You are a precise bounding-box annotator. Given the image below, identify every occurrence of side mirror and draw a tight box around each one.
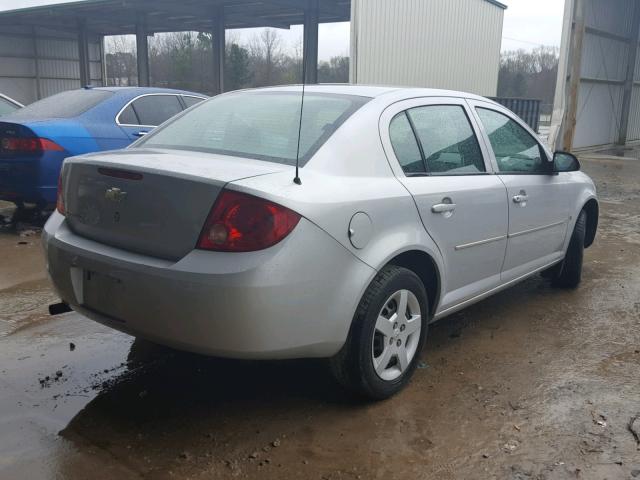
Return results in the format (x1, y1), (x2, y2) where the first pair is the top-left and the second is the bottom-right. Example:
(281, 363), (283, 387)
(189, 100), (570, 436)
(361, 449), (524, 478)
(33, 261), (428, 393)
(553, 151), (580, 172)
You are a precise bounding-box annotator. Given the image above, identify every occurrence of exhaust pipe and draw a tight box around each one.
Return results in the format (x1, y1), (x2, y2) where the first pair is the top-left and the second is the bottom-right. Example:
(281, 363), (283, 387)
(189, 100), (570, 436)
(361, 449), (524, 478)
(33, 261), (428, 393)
(49, 302), (72, 316)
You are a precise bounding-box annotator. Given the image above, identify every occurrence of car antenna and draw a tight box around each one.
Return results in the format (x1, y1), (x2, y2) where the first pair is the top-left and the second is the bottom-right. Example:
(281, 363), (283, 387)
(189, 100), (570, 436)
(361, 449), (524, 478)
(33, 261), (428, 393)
(293, 57), (306, 185)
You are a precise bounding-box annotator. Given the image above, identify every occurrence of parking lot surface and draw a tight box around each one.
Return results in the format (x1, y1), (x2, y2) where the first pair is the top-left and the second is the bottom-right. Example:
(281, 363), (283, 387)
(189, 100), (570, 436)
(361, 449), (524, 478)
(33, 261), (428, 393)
(1, 156), (639, 480)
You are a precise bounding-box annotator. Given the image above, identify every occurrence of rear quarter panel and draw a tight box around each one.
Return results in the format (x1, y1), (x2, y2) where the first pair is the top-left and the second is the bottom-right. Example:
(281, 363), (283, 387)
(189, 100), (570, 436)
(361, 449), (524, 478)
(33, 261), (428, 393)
(229, 99), (446, 312)
(77, 93), (136, 151)
(30, 121), (104, 198)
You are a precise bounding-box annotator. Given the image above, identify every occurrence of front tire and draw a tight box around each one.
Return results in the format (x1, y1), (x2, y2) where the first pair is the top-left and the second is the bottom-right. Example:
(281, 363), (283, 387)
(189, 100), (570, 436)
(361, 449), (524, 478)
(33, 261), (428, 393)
(552, 210), (587, 288)
(330, 265), (428, 400)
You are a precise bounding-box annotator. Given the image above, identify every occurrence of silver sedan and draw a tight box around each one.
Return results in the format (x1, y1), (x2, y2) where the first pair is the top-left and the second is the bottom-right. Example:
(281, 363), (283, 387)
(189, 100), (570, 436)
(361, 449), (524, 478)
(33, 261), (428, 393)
(43, 85), (598, 399)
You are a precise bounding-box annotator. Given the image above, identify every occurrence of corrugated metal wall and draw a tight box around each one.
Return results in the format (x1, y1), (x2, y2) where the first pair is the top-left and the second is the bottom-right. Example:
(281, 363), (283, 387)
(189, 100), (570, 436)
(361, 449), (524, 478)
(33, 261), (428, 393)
(628, 27), (640, 141)
(0, 26), (103, 105)
(552, 0), (640, 150)
(350, 0), (504, 96)
(573, 0), (635, 148)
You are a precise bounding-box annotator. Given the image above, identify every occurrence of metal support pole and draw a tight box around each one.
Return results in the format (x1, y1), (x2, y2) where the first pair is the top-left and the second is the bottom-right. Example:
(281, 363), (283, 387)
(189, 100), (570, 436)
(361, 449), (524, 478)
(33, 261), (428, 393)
(618, 0), (640, 145)
(136, 13), (150, 87)
(77, 18), (91, 87)
(211, 5), (225, 94)
(562, 0), (586, 152)
(100, 35), (107, 86)
(33, 26), (42, 99)
(303, 0), (319, 84)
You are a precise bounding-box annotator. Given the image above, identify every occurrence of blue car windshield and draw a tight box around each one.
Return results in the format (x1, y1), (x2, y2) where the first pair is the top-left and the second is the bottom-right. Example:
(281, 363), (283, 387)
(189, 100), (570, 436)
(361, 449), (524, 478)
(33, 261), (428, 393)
(138, 91), (370, 166)
(8, 89), (113, 120)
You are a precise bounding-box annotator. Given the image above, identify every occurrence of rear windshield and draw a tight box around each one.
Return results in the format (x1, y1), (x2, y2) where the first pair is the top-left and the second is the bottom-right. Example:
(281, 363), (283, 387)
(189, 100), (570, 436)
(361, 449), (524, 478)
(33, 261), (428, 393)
(138, 91), (370, 165)
(0, 97), (20, 115)
(8, 89), (112, 119)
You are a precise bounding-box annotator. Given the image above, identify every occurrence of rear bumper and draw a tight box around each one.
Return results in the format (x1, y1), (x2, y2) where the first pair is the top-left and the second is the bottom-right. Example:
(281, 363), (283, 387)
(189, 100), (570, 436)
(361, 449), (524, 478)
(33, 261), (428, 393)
(43, 212), (375, 359)
(0, 154), (62, 205)
(0, 184), (56, 205)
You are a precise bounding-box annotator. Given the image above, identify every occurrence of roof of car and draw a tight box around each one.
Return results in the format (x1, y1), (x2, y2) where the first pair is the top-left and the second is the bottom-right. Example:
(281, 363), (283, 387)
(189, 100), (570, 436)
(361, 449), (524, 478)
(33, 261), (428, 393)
(90, 86), (207, 96)
(237, 84), (496, 103)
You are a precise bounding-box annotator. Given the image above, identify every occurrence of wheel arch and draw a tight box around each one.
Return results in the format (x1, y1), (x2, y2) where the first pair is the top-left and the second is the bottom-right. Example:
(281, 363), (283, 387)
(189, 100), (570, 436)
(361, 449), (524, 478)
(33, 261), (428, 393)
(582, 198), (598, 248)
(385, 249), (441, 318)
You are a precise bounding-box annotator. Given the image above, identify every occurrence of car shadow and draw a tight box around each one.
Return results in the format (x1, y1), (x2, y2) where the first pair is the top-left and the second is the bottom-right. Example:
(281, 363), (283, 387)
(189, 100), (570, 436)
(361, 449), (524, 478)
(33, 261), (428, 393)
(55, 274), (566, 477)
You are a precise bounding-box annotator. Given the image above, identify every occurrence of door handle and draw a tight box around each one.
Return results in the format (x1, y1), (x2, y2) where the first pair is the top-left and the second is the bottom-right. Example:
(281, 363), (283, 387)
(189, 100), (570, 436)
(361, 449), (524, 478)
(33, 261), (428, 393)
(512, 194), (529, 203)
(431, 203), (457, 213)
(133, 131), (149, 137)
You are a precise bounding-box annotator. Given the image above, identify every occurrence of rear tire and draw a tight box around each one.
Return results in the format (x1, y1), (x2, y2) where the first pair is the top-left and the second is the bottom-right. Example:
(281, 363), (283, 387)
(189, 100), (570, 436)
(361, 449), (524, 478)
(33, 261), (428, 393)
(330, 265), (428, 400)
(552, 210), (587, 288)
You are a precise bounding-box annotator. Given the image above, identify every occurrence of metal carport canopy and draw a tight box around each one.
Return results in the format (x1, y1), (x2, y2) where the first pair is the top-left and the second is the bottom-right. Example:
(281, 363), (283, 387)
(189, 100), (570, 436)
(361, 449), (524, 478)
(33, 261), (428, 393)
(0, 0), (350, 93)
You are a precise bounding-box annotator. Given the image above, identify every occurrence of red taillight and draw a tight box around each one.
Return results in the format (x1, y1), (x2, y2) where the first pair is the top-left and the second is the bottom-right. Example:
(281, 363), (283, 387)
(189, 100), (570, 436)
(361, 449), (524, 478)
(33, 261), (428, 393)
(197, 190), (301, 252)
(56, 172), (65, 215)
(0, 137), (64, 153)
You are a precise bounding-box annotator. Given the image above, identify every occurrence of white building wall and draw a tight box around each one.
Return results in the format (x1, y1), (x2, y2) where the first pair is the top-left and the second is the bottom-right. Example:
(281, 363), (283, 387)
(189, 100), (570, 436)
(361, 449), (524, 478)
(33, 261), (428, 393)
(0, 26), (103, 105)
(350, 0), (505, 96)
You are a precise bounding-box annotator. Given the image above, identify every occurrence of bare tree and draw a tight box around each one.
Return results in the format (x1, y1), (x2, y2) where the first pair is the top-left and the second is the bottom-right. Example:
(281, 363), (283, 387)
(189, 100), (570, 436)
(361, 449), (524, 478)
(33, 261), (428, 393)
(105, 35), (137, 86)
(104, 29), (351, 93)
(249, 28), (283, 86)
(498, 46), (560, 113)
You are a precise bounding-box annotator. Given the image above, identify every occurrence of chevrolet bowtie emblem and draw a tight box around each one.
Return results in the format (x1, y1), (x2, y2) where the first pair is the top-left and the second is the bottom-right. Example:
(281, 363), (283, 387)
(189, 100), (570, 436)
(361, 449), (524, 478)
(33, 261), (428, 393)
(105, 187), (127, 202)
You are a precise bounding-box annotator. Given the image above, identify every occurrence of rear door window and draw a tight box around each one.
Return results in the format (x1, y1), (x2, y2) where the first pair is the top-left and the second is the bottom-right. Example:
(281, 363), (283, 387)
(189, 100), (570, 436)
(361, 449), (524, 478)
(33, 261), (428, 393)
(408, 105), (486, 175)
(118, 104), (139, 125)
(130, 95), (183, 127)
(389, 112), (425, 174)
(389, 105), (486, 175)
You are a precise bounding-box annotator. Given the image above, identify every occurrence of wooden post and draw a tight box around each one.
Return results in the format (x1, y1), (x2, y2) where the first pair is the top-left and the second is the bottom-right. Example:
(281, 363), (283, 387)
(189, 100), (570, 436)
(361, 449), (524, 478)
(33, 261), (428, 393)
(562, 0), (586, 152)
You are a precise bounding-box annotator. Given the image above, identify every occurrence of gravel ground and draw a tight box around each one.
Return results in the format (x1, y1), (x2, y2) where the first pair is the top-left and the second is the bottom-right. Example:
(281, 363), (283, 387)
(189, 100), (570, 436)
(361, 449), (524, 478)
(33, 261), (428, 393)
(0, 156), (639, 480)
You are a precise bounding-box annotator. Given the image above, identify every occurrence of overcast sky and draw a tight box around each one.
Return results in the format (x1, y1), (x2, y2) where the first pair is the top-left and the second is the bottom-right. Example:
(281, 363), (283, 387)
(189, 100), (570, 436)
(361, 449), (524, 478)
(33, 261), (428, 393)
(2, 0), (566, 58)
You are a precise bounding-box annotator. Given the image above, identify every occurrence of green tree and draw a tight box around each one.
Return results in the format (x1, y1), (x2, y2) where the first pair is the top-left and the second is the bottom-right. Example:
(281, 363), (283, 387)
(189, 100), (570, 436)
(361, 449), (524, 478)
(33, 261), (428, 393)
(318, 56), (349, 83)
(225, 43), (252, 91)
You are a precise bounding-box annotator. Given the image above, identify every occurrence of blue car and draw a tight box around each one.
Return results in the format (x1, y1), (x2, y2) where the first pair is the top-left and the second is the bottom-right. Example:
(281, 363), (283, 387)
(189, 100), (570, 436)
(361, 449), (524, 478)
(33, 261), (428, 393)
(0, 87), (206, 209)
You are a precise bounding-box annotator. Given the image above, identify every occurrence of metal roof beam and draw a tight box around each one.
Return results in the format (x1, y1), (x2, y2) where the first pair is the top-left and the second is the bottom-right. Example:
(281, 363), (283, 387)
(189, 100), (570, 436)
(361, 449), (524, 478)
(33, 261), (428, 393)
(262, 0), (345, 17)
(584, 25), (631, 45)
(225, 16), (291, 29)
(0, 0), (349, 34)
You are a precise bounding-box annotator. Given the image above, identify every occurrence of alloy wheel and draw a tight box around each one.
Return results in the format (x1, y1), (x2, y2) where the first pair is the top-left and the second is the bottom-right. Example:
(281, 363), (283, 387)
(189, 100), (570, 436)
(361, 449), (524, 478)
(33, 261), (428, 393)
(371, 289), (422, 381)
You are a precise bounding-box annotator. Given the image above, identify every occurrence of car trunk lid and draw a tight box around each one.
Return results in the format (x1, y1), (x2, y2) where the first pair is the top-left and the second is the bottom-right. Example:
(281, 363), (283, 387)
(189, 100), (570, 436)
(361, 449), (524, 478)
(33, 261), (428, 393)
(63, 148), (287, 260)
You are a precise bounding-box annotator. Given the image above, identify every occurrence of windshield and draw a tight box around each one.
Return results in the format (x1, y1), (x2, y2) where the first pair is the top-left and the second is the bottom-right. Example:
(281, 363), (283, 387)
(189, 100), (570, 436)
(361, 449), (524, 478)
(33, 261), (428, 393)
(8, 89), (113, 119)
(138, 91), (370, 165)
